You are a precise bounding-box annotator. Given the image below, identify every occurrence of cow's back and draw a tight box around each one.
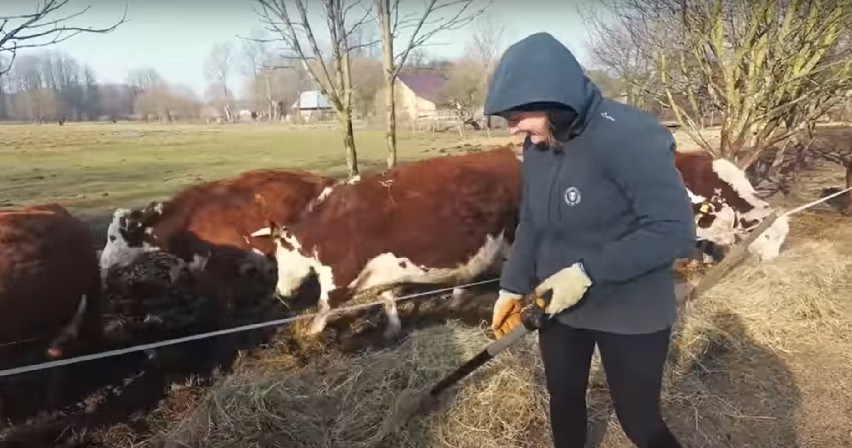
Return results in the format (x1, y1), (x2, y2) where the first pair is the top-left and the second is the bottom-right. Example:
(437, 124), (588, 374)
(158, 169), (335, 257)
(293, 148), (522, 286)
(675, 150), (766, 214)
(0, 204), (101, 345)
(674, 151), (715, 194)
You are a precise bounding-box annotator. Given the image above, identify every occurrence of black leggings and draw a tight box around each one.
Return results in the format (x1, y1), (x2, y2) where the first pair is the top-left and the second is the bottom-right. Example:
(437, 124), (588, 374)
(538, 321), (682, 448)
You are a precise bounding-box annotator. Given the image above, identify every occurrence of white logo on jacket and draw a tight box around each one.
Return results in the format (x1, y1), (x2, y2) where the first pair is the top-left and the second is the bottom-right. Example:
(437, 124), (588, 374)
(564, 186), (582, 206)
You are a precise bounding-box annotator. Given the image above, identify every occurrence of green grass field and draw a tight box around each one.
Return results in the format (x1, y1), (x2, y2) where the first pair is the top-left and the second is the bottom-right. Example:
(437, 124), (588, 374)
(0, 122), (510, 219)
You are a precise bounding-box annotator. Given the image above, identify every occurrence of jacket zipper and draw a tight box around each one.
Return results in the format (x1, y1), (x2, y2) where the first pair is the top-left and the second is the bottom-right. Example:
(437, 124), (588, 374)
(546, 152), (565, 224)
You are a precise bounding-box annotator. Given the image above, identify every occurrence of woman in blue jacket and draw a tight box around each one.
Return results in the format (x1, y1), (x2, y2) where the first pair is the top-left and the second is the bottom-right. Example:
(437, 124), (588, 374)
(486, 32), (696, 448)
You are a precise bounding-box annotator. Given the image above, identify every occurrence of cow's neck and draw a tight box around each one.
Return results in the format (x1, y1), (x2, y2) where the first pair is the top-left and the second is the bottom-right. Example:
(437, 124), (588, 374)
(274, 233), (335, 298)
(711, 158), (768, 210)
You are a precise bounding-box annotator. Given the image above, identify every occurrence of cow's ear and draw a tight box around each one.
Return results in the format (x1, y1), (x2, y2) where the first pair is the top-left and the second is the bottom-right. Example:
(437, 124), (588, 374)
(268, 220), (281, 239)
(140, 201), (164, 225)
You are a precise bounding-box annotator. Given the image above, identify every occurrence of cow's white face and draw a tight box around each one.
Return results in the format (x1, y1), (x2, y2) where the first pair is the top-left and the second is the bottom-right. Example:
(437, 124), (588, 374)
(99, 208), (155, 276)
(695, 203), (738, 246)
(251, 225), (315, 297)
(746, 214), (790, 261)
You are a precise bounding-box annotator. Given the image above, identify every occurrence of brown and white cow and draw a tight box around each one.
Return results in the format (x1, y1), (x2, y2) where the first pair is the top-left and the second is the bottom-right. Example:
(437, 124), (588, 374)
(98, 169), (336, 281)
(675, 151), (790, 261)
(0, 204), (104, 364)
(252, 148), (522, 338)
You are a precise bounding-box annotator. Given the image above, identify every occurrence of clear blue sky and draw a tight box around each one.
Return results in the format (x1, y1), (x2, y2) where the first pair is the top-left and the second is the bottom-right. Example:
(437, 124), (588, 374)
(9, 0), (601, 98)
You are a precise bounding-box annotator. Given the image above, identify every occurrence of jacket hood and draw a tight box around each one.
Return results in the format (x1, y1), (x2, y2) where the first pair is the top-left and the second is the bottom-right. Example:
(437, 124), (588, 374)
(483, 32), (602, 135)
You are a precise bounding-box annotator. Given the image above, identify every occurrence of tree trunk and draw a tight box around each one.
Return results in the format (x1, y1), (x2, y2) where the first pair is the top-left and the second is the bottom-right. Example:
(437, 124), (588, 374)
(265, 76), (274, 122)
(384, 80), (397, 169)
(378, 0), (397, 169)
(340, 111), (359, 177)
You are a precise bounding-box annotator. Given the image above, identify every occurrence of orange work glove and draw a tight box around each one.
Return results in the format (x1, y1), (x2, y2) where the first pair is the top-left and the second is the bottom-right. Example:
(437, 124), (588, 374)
(491, 290), (523, 338)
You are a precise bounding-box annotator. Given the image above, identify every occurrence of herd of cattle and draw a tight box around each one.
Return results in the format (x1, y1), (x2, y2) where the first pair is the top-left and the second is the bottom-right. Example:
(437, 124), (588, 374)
(0, 145), (793, 386)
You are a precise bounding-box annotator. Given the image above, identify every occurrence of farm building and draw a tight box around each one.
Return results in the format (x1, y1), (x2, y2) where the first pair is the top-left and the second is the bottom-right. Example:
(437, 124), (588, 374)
(291, 90), (334, 122)
(378, 69), (457, 127)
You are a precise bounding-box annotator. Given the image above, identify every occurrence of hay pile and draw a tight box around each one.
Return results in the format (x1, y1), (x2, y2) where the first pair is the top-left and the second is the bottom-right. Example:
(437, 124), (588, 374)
(671, 238), (852, 371)
(138, 215), (852, 448)
(145, 321), (553, 448)
(658, 226), (852, 448)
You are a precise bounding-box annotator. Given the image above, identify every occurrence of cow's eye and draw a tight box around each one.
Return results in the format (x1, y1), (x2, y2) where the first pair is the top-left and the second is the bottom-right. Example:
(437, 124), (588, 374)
(109, 235), (117, 242)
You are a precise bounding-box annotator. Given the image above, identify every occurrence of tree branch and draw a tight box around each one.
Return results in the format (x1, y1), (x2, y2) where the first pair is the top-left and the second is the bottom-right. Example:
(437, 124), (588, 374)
(0, 0), (128, 76)
(386, 0), (490, 78)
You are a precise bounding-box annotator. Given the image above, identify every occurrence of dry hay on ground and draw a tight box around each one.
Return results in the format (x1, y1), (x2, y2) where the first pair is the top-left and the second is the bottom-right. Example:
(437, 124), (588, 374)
(98, 212), (852, 448)
(673, 237), (852, 367)
(134, 320), (550, 448)
(658, 214), (852, 448)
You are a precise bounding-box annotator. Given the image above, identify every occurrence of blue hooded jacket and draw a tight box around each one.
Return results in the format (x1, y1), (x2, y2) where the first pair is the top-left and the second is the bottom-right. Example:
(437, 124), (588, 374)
(485, 32), (696, 334)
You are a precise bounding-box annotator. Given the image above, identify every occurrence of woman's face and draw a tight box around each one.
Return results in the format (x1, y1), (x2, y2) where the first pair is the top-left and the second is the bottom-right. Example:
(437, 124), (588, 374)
(504, 111), (549, 145)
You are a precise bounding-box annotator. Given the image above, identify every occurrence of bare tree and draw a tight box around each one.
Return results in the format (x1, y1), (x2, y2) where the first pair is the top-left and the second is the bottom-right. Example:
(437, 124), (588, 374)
(127, 67), (164, 92)
(429, 15), (507, 132)
(583, 0), (852, 172)
(584, 68), (623, 99)
(128, 67), (196, 122)
(96, 83), (135, 120)
(135, 82), (202, 123)
(406, 47), (428, 66)
(344, 21), (383, 119)
(463, 14), (508, 129)
(252, 0), (374, 177)
(240, 28), (279, 121)
(1, 50), (106, 122)
(348, 20), (380, 58)
(12, 87), (59, 122)
(237, 43), (313, 123)
(0, 55), (8, 118)
(376, 0), (490, 168)
(441, 56), (485, 124)
(578, 3), (662, 109)
(465, 14), (506, 68)
(0, 0), (127, 76)
(204, 41), (235, 123)
(350, 56), (383, 119)
(672, 0), (851, 168)
(241, 29), (268, 79)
